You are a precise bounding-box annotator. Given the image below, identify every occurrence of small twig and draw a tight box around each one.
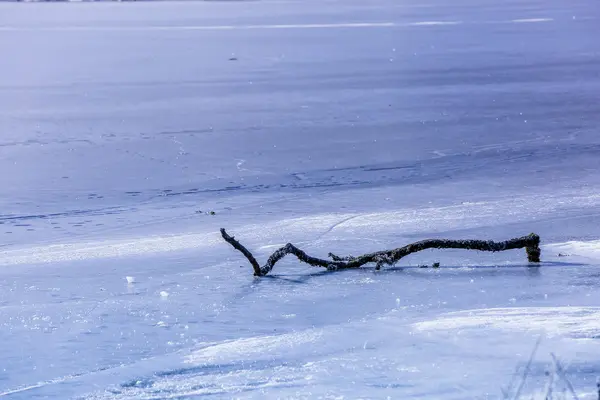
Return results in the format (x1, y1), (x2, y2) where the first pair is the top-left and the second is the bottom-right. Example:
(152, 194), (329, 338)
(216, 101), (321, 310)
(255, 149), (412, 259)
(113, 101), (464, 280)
(220, 228), (541, 276)
(542, 357), (556, 400)
(512, 335), (543, 400)
(550, 353), (580, 400)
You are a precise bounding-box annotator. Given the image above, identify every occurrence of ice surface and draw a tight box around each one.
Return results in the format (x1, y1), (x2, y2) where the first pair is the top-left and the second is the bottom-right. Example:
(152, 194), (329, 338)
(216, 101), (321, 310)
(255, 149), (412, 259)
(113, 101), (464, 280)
(1, 0), (600, 398)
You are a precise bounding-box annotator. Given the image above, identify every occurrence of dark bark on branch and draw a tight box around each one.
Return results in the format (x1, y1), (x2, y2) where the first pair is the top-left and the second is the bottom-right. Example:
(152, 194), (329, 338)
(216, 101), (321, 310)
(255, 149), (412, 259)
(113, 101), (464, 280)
(220, 228), (541, 276)
(220, 229), (262, 275)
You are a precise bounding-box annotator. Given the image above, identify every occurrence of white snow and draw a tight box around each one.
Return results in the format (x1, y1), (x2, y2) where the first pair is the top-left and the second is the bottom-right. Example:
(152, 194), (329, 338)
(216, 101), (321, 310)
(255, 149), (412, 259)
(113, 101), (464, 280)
(510, 18), (555, 23)
(546, 240), (600, 261)
(1, 0), (600, 399)
(414, 307), (600, 339)
(185, 330), (324, 365)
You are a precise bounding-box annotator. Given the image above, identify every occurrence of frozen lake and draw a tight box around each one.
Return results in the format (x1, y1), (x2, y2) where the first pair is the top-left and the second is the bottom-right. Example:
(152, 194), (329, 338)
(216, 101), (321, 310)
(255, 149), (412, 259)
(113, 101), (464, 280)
(1, 0), (600, 398)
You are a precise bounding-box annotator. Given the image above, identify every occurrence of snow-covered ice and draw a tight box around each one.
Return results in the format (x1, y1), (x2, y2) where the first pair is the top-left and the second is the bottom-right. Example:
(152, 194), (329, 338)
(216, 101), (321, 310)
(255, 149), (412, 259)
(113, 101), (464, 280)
(1, 0), (600, 398)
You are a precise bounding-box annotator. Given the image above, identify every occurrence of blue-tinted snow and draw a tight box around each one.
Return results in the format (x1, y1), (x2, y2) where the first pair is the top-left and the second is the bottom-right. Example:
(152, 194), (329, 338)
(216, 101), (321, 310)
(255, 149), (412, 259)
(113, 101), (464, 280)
(1, 0), (600, 398)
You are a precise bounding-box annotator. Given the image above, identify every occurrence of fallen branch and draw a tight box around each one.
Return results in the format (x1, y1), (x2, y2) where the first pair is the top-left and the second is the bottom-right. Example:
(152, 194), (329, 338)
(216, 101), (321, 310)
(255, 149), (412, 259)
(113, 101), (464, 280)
(220, 228), (541, 276)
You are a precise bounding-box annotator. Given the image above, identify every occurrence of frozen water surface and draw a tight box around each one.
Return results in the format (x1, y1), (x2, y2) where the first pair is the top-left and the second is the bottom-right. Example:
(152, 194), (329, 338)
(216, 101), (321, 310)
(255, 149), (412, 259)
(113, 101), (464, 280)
(1, 0), (600, 398)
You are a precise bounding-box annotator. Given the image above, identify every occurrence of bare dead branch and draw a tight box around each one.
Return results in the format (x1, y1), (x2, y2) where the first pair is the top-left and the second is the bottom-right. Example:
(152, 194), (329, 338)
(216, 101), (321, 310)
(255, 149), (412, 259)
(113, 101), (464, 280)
(220, 228), (541, 276)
